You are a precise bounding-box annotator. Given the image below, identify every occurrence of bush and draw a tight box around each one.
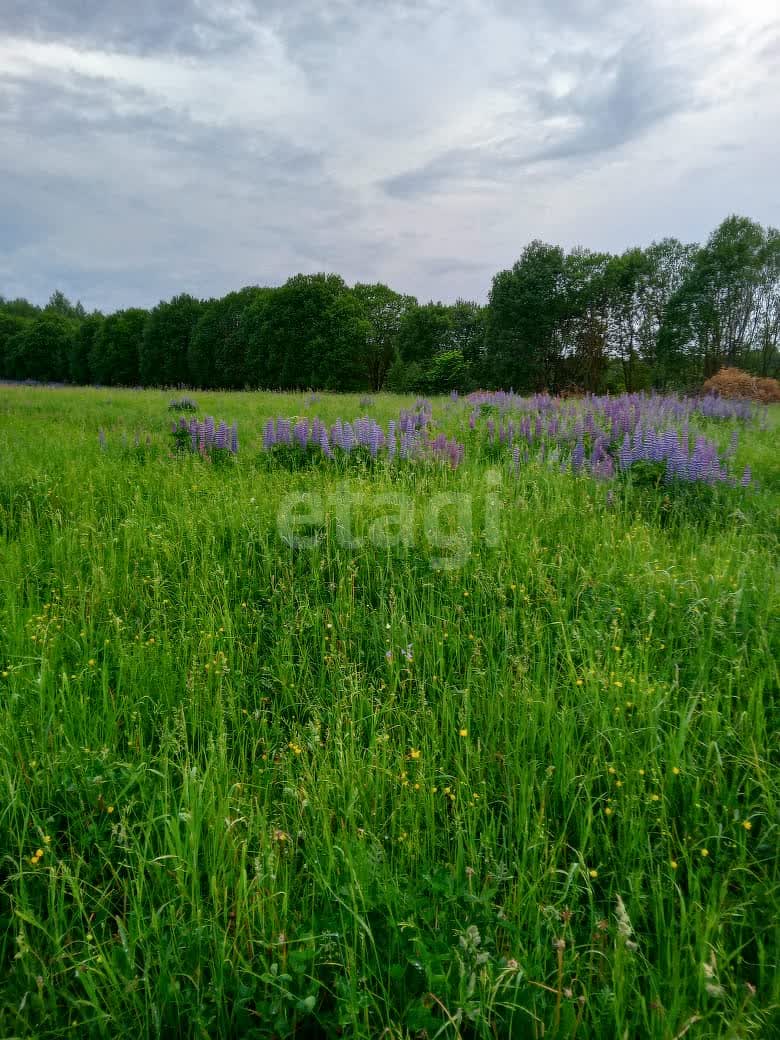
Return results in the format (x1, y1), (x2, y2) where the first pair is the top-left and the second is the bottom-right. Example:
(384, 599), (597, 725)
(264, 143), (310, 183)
(703, 367), (780, 403)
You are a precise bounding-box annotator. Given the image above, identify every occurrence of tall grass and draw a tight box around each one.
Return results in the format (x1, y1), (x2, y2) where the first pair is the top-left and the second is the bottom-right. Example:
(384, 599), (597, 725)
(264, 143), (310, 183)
(0, 386), (778, 1038)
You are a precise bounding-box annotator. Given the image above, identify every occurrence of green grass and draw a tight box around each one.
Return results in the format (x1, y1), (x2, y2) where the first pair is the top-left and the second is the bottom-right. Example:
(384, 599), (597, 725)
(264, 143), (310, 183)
(0, 386), (778, 1039)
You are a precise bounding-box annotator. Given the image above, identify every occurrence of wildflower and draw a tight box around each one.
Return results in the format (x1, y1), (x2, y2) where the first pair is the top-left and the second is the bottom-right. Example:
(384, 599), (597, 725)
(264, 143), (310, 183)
(88, 659), (96, 667)
(742, 820), (752, 831)
(670, 859), (678, 869)
(409, 748), (421, 760)
(589, 869), (598, 879)
(672, 767), (680, 776)
(700, 848), (709, 857)
(604, 807), (613, 816)
(459, 728), (468, 737)
(107, 806), (114, 814)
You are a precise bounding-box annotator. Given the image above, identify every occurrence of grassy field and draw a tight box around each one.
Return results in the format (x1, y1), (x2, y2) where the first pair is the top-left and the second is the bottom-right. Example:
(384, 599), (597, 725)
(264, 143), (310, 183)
(0, 386), (777, 1039)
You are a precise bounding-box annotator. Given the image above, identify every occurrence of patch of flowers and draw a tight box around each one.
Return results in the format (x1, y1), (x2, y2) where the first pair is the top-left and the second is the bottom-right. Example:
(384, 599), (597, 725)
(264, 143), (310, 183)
(172, 416), (238, 457)
(168, 396), (199, 412)
(262, 404), (463, 468)
(466, 390), (760, 424)
(470, 393), (754, 488)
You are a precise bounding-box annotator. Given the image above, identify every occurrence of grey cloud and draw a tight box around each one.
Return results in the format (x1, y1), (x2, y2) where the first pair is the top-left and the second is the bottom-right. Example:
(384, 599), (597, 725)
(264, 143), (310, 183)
(1, 0), (778, 309)
(0, 70), (361, 309)
(1, 0), (248, 55)
(382, 39), (691, 199)
(528, 41), (690, 161)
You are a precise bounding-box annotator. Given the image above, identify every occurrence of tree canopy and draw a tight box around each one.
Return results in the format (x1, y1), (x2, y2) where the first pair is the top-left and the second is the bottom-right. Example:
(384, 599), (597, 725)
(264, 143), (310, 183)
(1, 214), (777, 392)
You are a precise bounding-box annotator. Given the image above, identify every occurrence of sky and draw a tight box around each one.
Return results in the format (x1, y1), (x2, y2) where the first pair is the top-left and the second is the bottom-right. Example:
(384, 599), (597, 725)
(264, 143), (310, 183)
(1, 0), (778, 312)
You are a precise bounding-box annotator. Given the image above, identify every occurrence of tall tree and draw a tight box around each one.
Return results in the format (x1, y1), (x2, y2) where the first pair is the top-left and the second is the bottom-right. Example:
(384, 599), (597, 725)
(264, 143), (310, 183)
(754, 227), (780, 377)
(189, 287), (269, 388)
(45, 290), (85, 319)
(90, 309), (147, 386)
(667, 216), (767, 379)
(140, 294), (203, 386)
(247, 274), (369, 390)
(69, 313), (104, 384)
(448, 300), (486, 385)
(0, 313), (30, 379)
(605, 248), (654, 392)
(353, 283), (415, 391)
(485, 241), (568, 392)
(6, 314), (74, 382)
(562, 249), (611, 392)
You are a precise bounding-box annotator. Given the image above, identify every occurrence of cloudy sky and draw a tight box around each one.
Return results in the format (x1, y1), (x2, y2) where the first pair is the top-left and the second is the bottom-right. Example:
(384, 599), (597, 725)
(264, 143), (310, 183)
(1, 0), (778, 312)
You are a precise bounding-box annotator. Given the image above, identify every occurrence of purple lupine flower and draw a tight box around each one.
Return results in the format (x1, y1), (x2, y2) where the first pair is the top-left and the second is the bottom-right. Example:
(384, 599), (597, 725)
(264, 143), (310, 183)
(387, 420), (397, 461)
(740, 465), (752, 487)
(571, 439), (585, 473)
(619, 434), (632, 471)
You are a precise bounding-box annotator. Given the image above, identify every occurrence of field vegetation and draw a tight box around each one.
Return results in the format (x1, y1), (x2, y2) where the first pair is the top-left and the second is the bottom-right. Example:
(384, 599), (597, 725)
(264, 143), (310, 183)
(0, 386), (777, 1039)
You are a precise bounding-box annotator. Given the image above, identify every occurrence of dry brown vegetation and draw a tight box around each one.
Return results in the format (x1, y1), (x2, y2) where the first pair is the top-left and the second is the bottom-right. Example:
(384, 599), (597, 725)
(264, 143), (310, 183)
(703, 367), (780, 403)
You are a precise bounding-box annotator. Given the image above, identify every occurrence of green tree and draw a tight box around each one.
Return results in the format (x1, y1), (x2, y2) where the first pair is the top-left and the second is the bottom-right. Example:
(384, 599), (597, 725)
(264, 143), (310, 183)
(605, 248), (654, 392)
(353, 283), (416, 391)
(665, 216), (767, 381)
(0, 296), (40, 319)
(247, 275), (369, 390)
(754, 227), (780, 377)
(0, 312), (30, 379)
(45, 290), (85, 319)
(485, 242), (568, 392)
(140, 294), (203, 386)
(397, 303), (452, 366)
(189, 288), (270, 388)
(91, 309), (147, 386)
(6, 314), (74, 382)
(447, 300), (486, 386)
(562, 249), (612, 392)
(69, 313), (104, 385)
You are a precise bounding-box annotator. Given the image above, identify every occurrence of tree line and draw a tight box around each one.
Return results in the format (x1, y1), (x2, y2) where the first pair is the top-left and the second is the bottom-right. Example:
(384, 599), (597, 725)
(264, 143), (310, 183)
(1, 215), (777, 394)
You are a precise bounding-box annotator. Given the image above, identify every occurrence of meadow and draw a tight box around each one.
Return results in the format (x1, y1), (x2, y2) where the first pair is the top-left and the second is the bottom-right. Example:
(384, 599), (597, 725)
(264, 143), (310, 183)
(0, 385), (777, 1039)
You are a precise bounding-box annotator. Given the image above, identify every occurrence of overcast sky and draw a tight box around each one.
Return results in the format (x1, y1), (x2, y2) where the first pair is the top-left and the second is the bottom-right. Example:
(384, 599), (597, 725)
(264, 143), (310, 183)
(1, 0), (778, 312)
